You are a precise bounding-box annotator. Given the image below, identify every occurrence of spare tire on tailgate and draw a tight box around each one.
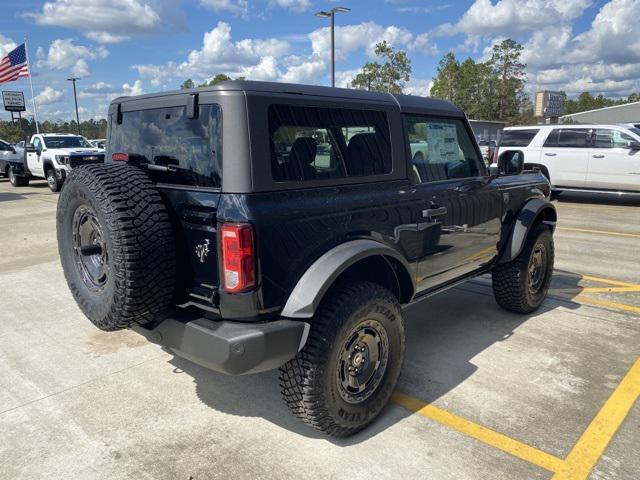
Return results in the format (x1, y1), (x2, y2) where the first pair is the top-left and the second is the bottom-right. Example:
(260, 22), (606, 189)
(56, 163), (176, 331)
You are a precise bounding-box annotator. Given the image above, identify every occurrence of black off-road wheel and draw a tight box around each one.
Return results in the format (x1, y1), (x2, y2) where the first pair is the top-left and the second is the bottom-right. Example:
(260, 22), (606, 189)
(492, 222), (554, 314)
(280, 280), (405, 437)
(56, 163), (176, 331)
(9, 166), (29, 187)
(46, 168), (61, 192)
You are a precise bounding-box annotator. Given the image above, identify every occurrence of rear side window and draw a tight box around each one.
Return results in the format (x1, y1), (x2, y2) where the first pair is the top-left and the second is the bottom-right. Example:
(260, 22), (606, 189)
(544, 128), (589, 148)
(269, 104), (391, 182)
(109, 104), (222, 188)
(500, 129), (539, 147)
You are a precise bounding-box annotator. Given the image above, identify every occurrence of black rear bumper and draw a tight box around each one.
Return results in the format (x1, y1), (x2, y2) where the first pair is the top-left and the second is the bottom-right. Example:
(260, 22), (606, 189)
(132, 312), (309, 375)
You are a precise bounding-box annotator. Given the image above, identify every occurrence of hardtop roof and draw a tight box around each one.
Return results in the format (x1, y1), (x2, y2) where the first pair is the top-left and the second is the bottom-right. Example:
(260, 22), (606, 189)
(113, 80), (463, 117)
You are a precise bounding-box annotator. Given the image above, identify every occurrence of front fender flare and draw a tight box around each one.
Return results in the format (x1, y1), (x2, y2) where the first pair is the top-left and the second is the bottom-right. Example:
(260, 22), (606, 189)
(280, 239), (415, 319)
(498, 198), (556, 263)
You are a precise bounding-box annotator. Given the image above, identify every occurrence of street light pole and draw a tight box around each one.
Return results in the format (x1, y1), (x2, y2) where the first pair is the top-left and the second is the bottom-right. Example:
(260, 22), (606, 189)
(67, 77), (81, 135)
(315, 7), (350, 88)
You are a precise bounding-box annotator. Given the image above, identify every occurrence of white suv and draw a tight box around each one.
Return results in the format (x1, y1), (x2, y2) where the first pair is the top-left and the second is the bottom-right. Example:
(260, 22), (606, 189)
(496, 125), (640, 193)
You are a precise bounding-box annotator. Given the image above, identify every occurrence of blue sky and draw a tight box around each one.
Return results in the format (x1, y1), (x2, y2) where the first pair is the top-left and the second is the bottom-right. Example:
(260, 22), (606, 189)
(1, 0), (638, 122)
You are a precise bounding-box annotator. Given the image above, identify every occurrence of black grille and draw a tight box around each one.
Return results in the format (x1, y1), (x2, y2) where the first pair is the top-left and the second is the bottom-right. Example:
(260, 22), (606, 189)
(68, 154), (105, 168)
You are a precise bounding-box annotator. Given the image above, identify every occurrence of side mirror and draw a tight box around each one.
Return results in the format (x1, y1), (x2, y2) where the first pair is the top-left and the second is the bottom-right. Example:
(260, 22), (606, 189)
(9, 146), (16, 154)
(498, 150), (524, 175)
(25, 144), (36, 153)
(626, 140), (640, 150)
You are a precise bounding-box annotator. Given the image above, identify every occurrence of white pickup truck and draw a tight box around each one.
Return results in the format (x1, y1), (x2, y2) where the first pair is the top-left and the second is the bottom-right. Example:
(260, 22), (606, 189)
(24, 133), (105, 191)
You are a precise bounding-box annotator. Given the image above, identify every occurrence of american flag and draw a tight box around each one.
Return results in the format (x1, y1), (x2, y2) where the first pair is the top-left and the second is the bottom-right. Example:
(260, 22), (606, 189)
(0, 43), (30, 86)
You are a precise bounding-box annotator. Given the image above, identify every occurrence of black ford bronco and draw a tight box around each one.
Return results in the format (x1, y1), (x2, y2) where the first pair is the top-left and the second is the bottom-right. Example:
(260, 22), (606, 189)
(56, 81), (556, 437)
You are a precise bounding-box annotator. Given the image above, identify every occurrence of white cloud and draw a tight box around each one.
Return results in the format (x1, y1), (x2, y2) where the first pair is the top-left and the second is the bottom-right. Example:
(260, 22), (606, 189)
(309, 22), (414, 60)
(135, 21), (291, 84)
(521, 0), (640, 96)
(122, 80), (144, 96)
(268, 0), (312, 12)
(438, 0), (592, 37)
(37, 39), (108, 77)
(0, 34), (18, 58)
(404, 79), (433, 97)
(25, 0), (186, 43)
(35, 86), (64, 106)
(133, 20), (440, 89)
(200, 0), (248, 18)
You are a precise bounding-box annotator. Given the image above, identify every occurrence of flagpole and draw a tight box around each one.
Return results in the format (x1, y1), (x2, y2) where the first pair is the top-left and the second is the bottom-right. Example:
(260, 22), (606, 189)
(24, 34), (39, 134)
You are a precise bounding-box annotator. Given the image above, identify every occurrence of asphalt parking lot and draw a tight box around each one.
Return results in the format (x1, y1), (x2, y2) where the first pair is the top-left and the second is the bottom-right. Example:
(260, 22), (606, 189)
(0, 178), (638, 480)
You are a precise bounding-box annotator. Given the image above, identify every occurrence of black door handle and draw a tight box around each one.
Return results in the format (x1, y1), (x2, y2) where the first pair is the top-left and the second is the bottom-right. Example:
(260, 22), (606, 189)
(422, 206), (447, 218)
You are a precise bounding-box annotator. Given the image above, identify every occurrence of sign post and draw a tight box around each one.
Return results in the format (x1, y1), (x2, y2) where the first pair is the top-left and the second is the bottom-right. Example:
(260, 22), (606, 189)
(2, 90), (26, 125)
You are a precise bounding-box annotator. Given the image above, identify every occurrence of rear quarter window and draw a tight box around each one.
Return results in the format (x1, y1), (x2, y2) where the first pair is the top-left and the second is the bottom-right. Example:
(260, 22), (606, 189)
(108, 104), (222, 188)
(268, 104), (392, 182)
(544, 128), (589, 148)
(500, 129), (539, 147)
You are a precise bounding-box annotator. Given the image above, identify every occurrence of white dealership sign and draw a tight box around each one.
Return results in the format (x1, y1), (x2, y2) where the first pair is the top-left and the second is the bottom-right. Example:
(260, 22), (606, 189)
(2, 90), (26, 112)
(535, 91), (564, 118)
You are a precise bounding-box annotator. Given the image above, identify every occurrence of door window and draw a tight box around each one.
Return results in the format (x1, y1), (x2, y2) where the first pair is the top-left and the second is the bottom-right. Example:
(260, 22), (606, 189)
(33, 137), (41, 150)
(404, 115), (482, 183)
(593, 129), (636, 148)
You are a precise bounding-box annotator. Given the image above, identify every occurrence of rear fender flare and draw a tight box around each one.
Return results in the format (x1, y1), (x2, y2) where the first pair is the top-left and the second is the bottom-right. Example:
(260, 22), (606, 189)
(498, 198), (556, 264)
(280, 239), (415, 319)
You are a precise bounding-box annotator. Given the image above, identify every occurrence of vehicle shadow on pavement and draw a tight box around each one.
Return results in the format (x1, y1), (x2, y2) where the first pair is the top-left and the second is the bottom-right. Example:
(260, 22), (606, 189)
(0, 190), (48, 202)
(165, 272), (585, 445)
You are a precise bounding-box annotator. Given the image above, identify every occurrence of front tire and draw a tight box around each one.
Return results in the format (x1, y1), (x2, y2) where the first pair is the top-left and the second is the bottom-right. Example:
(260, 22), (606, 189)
(56, 163), (176, 331)
(280, 280), (405, 437)
(492, 222), (554, 313)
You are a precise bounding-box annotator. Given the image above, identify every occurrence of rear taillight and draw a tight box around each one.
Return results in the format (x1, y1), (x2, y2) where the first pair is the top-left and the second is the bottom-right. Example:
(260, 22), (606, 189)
(221, 223), (255, 293)
(112, 152), (128, 161)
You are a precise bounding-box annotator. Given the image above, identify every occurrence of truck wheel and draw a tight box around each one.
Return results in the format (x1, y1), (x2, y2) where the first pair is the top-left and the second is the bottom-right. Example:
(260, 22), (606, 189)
(9, 167), (29, 187)
(280, 280), (405, 437)
(46, 168), (61, 192)
(492, 222), (554, 314)
(56, 163), (176, 331)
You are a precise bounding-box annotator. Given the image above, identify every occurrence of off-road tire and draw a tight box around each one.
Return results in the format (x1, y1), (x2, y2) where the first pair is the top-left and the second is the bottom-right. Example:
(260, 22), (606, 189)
(57, 163), (176, 331)
(279, 280), (405, 438)
(9, 167), (29, 187)
(492, 222), (554, 313)
(46, 168), (61, 192)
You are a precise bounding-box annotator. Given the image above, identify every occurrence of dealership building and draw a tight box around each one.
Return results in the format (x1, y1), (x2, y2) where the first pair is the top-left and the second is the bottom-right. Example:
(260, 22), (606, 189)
(560, 101), (640, 125)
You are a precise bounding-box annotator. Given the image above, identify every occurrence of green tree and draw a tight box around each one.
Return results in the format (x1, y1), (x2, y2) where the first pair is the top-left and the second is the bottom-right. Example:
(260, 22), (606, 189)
(490, 39), (527, 122)
(201, 74), (232, 86)
(430, 52), (461, 104)
(351, 41), (412, 93)
(430, 38), (528, 122)
(180, 79), (195, 90)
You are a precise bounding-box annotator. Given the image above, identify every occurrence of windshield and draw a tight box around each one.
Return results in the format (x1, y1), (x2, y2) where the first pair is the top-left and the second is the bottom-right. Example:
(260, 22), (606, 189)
(629, 127), (640, 137)
(43, 136), (93, 148)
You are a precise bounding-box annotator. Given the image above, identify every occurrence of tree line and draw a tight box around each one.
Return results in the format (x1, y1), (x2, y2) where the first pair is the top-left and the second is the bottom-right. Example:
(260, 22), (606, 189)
(0, 118), (107, 144)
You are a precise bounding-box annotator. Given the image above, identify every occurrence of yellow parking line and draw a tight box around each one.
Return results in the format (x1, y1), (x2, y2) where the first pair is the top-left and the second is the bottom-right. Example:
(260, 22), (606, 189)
(551, 287), (640, 294)
(575, 295), (640, 315)
(557, 227), (640, 238)
(551, 358), (640, 480)
(391, 391), (565, 473)
(581, 275), (639, 288)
